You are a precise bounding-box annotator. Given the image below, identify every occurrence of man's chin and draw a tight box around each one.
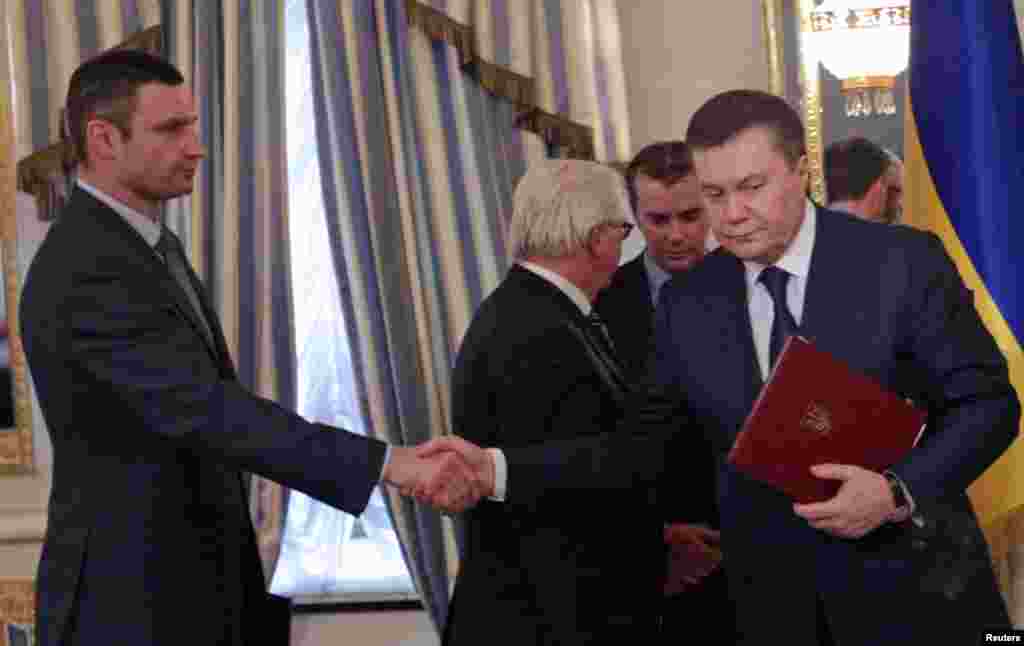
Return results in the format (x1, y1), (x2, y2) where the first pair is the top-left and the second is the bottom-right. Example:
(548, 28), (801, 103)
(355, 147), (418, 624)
(663, 256), (700, 273)
(159, 185), (196, 201)
(718, 240), (775, 263)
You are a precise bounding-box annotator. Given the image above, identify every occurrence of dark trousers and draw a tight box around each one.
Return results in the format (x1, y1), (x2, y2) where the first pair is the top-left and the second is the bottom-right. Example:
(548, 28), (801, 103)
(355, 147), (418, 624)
(661, 568), (738, 644)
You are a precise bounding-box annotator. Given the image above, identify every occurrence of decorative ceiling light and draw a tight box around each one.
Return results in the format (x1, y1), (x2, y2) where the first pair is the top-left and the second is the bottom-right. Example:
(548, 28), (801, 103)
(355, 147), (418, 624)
(808, 0), (911, 117)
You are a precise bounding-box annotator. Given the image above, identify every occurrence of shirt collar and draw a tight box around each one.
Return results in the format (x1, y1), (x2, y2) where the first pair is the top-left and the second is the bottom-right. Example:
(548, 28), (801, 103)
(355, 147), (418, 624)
(642, 251), (672, 305)
(76, 179), (163, 249)
(743, 199), (816, 289)
(519, 261), (592, 315)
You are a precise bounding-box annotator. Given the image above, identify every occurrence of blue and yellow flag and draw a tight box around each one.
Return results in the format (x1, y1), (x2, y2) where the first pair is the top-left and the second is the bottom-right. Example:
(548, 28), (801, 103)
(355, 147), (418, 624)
(904, 2), (1024, 528)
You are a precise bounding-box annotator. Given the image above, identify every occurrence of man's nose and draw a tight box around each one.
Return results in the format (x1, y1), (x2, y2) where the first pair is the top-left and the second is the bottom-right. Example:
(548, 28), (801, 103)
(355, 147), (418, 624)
(665, 219), (691, 242)
(722, 194), (748, 224)
(185, 140), (207, 160)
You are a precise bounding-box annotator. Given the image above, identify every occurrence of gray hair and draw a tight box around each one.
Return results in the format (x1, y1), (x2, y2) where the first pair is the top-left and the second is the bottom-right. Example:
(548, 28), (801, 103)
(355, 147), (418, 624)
(509, 159), (633, 260)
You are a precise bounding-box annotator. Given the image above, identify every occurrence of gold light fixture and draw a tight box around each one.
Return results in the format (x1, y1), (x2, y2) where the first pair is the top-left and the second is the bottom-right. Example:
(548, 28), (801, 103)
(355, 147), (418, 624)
(808, 0), (911, 117)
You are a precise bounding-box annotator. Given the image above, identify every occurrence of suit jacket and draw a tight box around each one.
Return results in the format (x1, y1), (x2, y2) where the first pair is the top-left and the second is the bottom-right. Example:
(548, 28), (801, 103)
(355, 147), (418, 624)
(20, 188), (388, 646)
(596, 253), (736, 642)
(443, 266), (665, 645)
(652, 207), (1019, 645)
(594, 254), (654, 381)
(595, 253), (718, 524)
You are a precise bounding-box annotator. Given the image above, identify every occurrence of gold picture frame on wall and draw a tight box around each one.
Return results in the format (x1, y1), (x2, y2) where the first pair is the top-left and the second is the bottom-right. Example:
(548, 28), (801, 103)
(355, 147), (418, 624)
(761, 0), (827, 204)
(1, 24), (164, 474)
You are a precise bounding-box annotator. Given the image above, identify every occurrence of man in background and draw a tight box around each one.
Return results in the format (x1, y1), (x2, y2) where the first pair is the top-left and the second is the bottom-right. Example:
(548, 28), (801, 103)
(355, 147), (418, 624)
(594, 141), (736, 642)
(20, 49), (478, 646)
(882, 148), (905, 223)
(823, 136), (901, 224)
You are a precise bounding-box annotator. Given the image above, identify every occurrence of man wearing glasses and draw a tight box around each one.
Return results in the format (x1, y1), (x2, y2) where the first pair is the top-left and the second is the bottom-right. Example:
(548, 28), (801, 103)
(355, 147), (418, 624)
(439, 159), (672, 645)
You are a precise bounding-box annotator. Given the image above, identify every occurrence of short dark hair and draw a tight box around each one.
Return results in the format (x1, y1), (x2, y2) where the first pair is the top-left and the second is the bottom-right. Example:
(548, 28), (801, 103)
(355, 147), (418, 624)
(64, 49), (184, 167)
(824, 137), (891, 203)
(685, 89), (806, 167)
(624, 141), (694, 211)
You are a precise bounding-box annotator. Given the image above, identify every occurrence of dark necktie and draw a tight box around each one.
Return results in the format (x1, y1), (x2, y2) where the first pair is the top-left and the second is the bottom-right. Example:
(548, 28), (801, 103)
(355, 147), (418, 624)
(156, 225), (214, 347)
(586, 310), (617, 356)
(758, 265), (799, 369)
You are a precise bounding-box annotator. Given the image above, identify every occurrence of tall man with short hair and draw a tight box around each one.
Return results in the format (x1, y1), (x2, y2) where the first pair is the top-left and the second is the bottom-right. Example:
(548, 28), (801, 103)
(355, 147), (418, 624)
(21, 49), (479, 646)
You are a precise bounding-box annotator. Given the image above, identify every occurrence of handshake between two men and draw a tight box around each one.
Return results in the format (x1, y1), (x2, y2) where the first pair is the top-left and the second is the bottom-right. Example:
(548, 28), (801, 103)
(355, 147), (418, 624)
(380, 434), (724, 594)
(381, 435), (493, 513)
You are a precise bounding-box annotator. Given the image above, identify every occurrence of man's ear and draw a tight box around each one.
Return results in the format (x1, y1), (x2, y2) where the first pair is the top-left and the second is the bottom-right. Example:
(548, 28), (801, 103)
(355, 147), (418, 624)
(795, 154), (810, 192)
(84, 119), (121, 164)
(864, 176), (887, 219)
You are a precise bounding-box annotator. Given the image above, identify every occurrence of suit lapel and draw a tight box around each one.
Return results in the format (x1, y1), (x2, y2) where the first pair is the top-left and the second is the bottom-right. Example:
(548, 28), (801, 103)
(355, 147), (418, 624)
(798, 207), (870, 368)
(178, 255), (237, 378)
(684, 253), (764, 451)
(626, 256), (655, 341)
(716, 256), (764, 430)
(76, 190), (227, 367)
(511, 266), (629, 403)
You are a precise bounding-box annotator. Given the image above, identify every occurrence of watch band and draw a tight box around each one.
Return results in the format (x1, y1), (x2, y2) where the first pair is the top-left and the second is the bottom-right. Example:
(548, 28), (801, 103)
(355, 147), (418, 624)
(883, 470), (909, 514)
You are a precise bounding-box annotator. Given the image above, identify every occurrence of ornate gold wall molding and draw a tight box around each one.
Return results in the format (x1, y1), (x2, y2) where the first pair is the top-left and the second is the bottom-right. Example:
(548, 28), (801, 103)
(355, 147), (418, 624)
(796, 0), (826, 204)
(0, 6), (33, 474)
(762, 0), (826, 203)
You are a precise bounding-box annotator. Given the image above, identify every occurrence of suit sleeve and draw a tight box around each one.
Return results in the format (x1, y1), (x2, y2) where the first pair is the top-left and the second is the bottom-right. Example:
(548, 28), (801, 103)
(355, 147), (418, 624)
(499, 326), (685, 507)
(67, 273), (387, 517)
(889, 232), (1020, 503)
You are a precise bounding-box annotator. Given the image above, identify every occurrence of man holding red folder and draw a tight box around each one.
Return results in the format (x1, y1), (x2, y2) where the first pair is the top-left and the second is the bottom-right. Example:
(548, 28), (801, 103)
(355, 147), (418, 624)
(652, 89), (1018, 645)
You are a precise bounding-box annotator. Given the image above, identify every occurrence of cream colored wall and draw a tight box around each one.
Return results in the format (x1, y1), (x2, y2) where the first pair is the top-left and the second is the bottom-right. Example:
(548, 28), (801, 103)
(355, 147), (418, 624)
(616, 1), (770, 260)
(616, 1), (771, 155)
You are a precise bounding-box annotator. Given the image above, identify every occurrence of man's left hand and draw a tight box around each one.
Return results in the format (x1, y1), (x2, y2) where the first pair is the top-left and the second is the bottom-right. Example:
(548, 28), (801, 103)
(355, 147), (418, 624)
(793, 464), (894, 539)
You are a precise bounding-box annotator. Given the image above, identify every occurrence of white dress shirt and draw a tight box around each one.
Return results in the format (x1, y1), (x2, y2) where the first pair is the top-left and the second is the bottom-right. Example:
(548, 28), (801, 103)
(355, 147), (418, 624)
(743, 200), (816, 381)
(77, 179), (163, 250)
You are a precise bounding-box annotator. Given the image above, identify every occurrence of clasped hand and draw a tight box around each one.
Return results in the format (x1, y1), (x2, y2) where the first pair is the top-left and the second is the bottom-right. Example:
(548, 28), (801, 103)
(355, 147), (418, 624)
(663, 523), (722, 596)
(793, 464), (900, 538)
(382, 436), (495, 514)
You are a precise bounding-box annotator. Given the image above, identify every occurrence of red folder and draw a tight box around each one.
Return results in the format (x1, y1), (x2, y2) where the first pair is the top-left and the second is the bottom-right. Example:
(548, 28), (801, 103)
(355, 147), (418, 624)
(727, 336), (927, 504)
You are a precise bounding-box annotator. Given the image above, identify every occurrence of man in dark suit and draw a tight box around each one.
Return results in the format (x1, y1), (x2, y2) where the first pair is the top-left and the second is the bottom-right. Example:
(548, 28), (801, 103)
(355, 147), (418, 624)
(596, 141), (710, 379)
(20, 49), (480, 646)
(658, 89), (1017, 644)
(439, 159), (694, 645)
(595, 141), (736, 642)
(823, 136), (899, 224)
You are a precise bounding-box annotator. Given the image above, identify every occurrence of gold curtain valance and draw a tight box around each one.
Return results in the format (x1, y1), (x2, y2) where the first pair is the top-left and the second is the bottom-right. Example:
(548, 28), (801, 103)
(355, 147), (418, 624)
(514, 108), (594, 161)
(405, 0), (595, 160)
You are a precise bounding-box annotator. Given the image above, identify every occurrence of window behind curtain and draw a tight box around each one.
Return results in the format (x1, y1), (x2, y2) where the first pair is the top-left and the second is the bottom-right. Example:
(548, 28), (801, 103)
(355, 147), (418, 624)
(269, 0), (415, 604)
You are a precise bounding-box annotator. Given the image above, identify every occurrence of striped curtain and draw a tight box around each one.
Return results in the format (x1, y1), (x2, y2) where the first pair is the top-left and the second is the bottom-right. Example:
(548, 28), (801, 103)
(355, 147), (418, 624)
(526, 0), (632, 163)
(303, 0), (630, 632)
(4, 1), (162, 163)
(162, 0), (296, 582)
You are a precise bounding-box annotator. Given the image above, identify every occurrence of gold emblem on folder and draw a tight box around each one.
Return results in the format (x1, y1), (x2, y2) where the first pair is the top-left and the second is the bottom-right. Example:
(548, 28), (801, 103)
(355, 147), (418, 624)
(800, 402), (832, 436)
